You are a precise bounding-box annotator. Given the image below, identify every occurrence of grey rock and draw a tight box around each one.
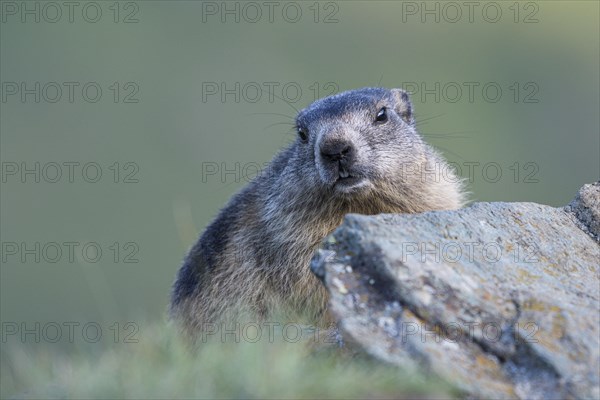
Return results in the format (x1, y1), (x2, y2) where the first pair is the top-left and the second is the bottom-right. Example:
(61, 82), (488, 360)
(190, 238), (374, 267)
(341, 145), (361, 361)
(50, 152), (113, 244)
(566, 182), (600, 242)
(314, 183), (600, 400)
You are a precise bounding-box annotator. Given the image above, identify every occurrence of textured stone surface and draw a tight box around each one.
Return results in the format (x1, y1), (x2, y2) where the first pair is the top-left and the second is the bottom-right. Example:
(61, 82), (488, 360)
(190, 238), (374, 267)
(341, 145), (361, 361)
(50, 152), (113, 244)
(312, 182), (600, 400)
(566, 182), (600, 242)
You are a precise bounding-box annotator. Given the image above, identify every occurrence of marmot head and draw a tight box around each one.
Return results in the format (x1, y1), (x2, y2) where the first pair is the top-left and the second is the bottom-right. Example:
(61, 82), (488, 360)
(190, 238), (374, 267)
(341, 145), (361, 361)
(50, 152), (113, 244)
(294, 87), (426, 197)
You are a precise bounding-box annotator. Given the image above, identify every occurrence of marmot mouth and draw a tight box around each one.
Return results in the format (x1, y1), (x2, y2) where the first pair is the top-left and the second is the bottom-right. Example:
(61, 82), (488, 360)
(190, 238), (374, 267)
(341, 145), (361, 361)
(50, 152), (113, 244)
(335, 174), (365, 189)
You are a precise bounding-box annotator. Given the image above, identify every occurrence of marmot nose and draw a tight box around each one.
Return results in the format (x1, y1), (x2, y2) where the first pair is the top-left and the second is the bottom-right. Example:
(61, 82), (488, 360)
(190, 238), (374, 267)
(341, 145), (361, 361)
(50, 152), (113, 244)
(320, 139), (355, 163)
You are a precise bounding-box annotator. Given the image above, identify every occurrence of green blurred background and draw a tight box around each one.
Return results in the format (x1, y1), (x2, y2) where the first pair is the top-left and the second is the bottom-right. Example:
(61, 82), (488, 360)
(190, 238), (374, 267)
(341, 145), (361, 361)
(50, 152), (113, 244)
(0, 0), (598, 354)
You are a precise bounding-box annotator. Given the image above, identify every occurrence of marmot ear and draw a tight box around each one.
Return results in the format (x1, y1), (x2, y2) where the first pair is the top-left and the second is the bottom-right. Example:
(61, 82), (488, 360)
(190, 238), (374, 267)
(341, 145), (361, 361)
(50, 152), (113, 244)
(391, 88), (414, 125)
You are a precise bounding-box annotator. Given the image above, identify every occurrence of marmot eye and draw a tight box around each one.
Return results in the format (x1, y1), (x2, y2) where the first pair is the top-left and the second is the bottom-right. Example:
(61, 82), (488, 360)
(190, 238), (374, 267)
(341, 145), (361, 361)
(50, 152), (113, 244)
(375, 107), (388, 123)
(297, 128), (308, 141)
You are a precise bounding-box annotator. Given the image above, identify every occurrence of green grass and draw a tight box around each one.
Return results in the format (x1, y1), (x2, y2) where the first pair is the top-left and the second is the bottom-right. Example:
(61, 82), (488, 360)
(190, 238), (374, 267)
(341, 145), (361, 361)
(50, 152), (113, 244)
(1, 321), (458, 399)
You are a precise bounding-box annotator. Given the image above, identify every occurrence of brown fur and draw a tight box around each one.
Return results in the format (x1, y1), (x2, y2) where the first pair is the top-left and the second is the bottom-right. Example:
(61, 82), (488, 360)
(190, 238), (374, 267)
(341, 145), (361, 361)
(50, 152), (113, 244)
(170, 87), (467, 339)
